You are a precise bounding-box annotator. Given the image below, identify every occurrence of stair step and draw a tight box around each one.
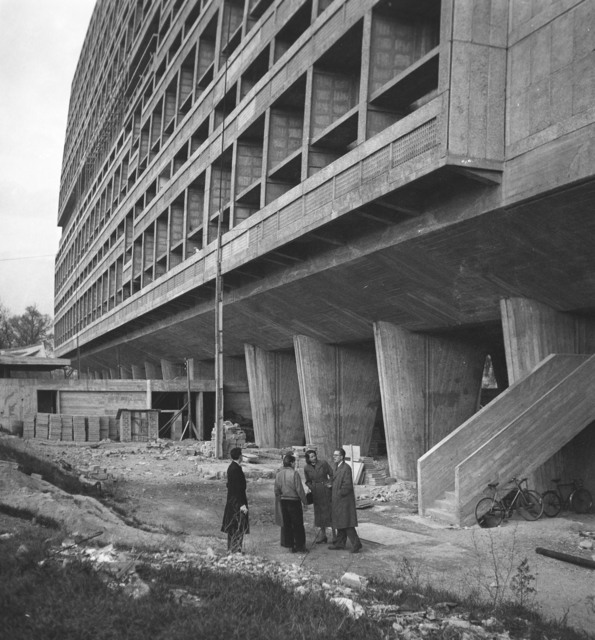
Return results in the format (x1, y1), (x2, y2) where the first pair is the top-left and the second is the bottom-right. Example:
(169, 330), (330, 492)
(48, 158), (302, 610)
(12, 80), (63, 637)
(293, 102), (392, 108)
(433, 497), (456, 511)
(424, 506), (459, 525)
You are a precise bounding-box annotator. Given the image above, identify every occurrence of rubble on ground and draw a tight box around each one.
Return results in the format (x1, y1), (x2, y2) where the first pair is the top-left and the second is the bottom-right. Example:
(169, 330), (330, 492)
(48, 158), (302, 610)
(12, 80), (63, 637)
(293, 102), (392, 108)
(42, 541), (514, 639)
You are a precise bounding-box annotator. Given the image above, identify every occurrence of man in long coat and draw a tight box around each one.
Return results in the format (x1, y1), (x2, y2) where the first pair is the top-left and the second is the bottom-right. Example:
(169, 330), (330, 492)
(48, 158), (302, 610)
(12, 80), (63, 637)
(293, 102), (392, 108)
(221, 447), (249, 553)
(328, 448), (362, 553)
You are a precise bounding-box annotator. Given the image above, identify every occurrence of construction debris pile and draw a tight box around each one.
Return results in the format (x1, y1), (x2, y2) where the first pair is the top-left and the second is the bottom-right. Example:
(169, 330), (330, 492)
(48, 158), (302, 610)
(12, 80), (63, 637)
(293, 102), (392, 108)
(11, 537), (515, 640)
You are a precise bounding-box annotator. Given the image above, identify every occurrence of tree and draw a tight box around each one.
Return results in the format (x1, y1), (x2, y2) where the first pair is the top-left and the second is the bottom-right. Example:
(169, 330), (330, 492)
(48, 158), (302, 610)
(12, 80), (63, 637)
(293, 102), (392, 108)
(0, 302), (14, 349)
(8, 305), (53, 349)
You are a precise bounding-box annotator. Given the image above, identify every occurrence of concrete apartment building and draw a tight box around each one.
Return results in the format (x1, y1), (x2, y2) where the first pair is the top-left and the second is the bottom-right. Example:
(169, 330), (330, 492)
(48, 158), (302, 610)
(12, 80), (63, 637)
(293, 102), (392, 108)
(52, 0), (595, 525)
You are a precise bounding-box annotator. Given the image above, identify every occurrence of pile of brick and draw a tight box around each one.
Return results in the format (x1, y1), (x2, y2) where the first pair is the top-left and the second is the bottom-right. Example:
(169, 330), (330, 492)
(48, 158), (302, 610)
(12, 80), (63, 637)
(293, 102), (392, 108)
(360, 456), (390, 486)
(222, 421), (246, 457)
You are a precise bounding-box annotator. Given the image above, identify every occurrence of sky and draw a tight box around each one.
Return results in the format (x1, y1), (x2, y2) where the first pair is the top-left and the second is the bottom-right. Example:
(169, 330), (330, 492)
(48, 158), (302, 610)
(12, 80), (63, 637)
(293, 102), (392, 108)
(0, 0), (96, 316)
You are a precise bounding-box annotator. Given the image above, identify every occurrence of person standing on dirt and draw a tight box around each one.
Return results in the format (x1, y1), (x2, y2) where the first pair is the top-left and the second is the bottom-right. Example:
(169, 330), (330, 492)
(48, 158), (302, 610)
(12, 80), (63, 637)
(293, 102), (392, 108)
(221, 447), (249, 553)
(274, 453), (309, 553)
(328, 448), (362, 554)
(304, 449), (335, 544)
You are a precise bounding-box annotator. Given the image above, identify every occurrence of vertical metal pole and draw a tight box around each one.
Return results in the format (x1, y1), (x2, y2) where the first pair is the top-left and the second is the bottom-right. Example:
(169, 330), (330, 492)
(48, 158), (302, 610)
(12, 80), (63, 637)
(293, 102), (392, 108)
(77, 334), (81, 380)
(186, 357), (195, 438)
(215, 2), (233, 459)
(215, 228), (224, 458)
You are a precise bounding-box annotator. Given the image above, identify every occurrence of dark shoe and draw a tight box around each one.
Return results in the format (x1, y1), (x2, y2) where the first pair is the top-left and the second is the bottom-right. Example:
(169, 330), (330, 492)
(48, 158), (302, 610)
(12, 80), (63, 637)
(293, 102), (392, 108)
(292, 547), (307, 553)
(316, 537), (328, 544)
(328, 544), (345, 550)
(350, 542), (363, 554)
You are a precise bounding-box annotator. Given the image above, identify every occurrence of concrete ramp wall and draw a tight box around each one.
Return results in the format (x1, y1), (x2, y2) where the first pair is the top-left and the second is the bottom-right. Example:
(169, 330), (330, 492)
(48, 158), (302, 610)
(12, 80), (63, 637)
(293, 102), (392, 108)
(455, 353), (595, 526)
(417, 354), (588, 518)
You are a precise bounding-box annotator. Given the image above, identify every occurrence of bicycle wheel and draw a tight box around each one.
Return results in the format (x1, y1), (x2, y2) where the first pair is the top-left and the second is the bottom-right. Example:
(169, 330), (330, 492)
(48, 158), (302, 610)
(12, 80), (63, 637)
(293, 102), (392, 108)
(541, 490), (562, 517)
(475, 497), (504, 528)
(517, 490), (543, 520)
(570, 488), (593, 514)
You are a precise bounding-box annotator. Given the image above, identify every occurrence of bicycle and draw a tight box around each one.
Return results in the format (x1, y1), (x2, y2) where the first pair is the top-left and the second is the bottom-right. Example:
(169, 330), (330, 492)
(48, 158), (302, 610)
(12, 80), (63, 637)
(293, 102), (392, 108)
(541, 478), (593, 517)
(475, 477), (544, 527)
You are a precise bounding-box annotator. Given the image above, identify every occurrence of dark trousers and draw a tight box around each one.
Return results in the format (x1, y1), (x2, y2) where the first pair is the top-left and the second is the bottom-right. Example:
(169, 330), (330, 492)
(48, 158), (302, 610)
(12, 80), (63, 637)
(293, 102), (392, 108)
(280, 499), (306, 550)
(335, 527), (361, 549)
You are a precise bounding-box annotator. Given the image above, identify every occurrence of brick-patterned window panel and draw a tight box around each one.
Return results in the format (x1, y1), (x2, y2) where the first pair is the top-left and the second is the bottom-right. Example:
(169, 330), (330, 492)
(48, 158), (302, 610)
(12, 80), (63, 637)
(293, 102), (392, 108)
(278, 199), (303, 227)
(392, 119), (437, 168)
(262, 213), (279, 238)
(335, 164), (361, 197)
(305, 181), (333, 214)
(230, 233), (249, 258)
(362, 146), (390, 183)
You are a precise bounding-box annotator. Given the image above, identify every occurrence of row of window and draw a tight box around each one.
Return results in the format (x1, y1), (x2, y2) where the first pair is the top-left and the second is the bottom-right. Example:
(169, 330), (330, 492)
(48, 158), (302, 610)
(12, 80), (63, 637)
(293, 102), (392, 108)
(55, 0), (441, 345)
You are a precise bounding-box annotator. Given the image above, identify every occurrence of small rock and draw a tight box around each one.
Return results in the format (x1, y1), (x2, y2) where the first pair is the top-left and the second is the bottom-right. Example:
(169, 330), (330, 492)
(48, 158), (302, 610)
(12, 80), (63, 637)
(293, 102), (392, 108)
(123, 576), (151, 599)
(330, 597), (365, 619)
(340, 572), (368, 590)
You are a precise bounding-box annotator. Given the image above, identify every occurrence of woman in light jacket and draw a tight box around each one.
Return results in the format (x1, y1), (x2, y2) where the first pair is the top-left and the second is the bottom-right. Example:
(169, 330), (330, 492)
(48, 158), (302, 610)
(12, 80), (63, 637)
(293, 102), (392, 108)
(274, 453), (308, 553)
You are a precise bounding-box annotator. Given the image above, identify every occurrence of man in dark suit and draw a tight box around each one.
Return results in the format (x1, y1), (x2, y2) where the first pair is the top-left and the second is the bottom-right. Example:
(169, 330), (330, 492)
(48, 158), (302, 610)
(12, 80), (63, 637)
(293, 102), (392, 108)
(328, 448), (362, 554)
(221, 447), (249, 553)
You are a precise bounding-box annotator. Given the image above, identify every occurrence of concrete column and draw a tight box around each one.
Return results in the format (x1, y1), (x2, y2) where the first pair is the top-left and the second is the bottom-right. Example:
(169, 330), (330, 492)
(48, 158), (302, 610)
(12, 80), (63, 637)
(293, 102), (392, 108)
(193, 360), (214, 378)
(374, 321), (485, 481)
(501, 297), (577, 382)
(119, 365), (132, 379)
(131, 364), (145, 380)
(501, 297), (595, 489)
(186, 358), (195, 380)
(161, 359), (183, 380)
(244, 344), (304, 448)
(144, 361), (162, 380)
(294, 335), (380, 461)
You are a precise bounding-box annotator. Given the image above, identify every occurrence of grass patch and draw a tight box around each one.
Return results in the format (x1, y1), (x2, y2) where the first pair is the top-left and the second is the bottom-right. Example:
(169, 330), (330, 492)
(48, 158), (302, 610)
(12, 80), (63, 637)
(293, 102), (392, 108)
(1, 529), (381, 640)
(0, 440), (83, 494)
(0, 504), (61, 529)
(1, 520), (591, 640)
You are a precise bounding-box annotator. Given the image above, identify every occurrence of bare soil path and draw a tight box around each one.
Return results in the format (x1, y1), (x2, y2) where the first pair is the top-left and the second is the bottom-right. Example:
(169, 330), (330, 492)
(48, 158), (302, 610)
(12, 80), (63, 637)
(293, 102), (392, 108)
(2, 436), (595, 635)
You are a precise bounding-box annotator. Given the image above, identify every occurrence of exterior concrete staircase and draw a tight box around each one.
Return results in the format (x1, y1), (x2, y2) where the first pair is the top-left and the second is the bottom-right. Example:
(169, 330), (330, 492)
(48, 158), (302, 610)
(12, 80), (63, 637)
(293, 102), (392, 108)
(418, 354), (595, 527)
(423, 490), (458, 525)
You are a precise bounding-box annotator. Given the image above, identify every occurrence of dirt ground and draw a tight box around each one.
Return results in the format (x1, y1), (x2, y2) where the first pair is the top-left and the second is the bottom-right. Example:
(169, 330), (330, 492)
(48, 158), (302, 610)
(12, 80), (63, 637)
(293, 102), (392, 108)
(2, 436), (595, 636)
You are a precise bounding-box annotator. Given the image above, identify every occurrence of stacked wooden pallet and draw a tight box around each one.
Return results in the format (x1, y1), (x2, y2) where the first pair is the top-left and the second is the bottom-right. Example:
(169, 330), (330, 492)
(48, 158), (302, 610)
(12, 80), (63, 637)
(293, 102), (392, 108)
(61, 416), (73, 441)
(35, 414), (49, 439)
(88, 416), (101, 442)
(23, 416), (36, 439)
(73, 416), (87, 442)
(49, 414), (62, 440)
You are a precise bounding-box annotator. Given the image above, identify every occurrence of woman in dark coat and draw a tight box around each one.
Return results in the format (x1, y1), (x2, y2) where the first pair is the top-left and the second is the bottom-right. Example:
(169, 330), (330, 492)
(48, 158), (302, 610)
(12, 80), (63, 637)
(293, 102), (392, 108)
(221, 447), (249, 553)
(304, 449), (335, 543)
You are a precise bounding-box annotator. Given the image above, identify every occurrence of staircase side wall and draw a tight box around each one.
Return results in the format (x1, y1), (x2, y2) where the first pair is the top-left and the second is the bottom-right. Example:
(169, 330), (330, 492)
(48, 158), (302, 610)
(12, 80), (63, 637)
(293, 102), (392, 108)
(501, 297), (595, 490)
(455, 354), (595, 526)
(417, 354), (587, 515)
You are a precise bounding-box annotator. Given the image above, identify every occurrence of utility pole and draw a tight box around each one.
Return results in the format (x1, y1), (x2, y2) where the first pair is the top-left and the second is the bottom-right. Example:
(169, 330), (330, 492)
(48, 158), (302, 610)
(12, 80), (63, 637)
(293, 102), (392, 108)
(215, 223), (224, 458)
(214, 9), (233, 459)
